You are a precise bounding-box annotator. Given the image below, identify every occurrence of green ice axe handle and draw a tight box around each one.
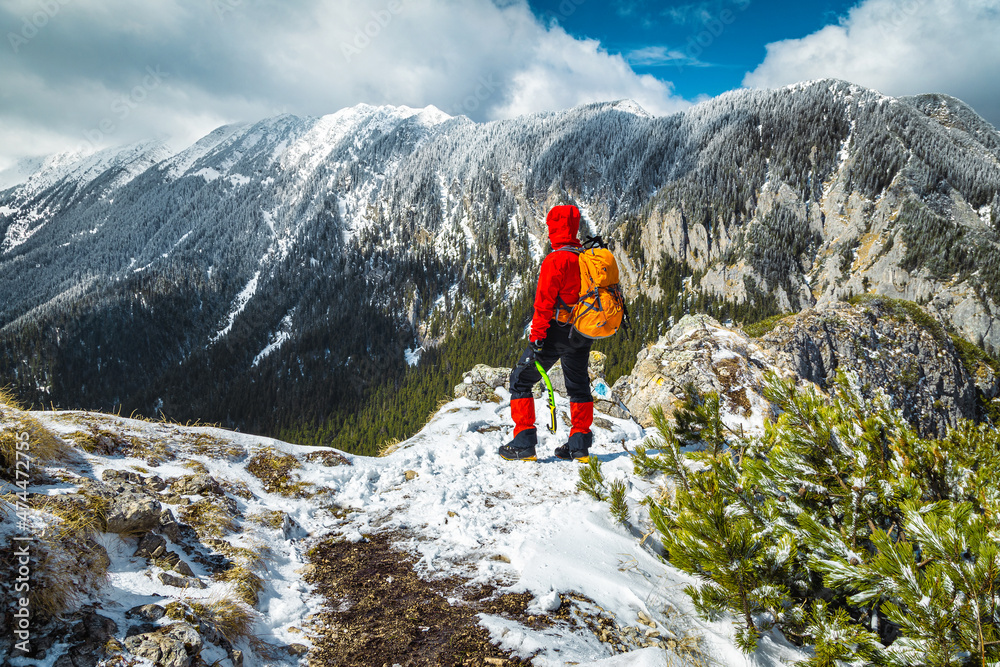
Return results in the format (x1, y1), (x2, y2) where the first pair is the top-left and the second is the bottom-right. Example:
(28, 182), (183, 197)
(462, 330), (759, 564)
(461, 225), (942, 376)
(534, 360), (557, 434)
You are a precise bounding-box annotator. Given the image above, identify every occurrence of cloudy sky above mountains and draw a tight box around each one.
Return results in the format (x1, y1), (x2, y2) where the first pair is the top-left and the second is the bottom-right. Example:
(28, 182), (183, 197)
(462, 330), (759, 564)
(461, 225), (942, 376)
(0, 0), (998, 169)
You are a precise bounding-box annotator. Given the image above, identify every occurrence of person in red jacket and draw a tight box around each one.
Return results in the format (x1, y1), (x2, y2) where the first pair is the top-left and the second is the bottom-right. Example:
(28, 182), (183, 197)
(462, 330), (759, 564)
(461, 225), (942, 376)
(499, 204), (594, 462)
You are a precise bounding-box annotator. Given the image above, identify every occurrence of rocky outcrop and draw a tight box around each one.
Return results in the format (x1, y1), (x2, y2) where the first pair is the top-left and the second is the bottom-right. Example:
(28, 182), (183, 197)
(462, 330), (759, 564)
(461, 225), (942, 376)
(123, 623), (203, 667)
(612, 301), (998, 436)
(105, 492), (162, 534)
(454, 365), (510, 402)
(612, 314), (796, 428)
(757, 298), (997, 436)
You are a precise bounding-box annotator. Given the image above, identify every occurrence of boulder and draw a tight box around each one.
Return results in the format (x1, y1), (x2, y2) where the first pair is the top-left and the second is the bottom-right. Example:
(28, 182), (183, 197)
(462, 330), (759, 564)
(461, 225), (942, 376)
(170, 474), (224, 497)
(454, 364), (510, 402)
(157, 571), (206, 589)
(126, 604), (166, 622)
(173, 560), (195, 577)
(123, 623), (203, 667)
(612, 314), (789, 428)
(106, 493), (162, 534)
(134, 532), (168, 559)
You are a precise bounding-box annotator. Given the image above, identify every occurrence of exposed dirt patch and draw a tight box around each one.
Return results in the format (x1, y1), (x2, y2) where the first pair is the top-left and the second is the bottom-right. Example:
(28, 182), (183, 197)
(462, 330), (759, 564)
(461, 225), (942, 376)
(305, 533), (535, 667)
(713, 357), (752, 415)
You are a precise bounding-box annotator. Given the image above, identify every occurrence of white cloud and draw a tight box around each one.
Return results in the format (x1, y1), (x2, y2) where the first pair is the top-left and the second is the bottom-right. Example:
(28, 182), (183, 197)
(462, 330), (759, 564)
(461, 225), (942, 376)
(0, 0), (690, 165)
(743, 0), (1000, 126)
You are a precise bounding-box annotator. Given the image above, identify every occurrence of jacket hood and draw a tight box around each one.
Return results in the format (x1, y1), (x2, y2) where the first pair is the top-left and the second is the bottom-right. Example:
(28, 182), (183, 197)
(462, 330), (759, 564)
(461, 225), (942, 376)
(546, 205), (581, 248)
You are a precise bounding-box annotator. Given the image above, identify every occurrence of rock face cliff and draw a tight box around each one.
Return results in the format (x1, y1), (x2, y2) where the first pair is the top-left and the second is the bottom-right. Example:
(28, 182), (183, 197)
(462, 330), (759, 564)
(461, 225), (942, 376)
(757, 297), (997, 436)
(612, 299), (999, 436)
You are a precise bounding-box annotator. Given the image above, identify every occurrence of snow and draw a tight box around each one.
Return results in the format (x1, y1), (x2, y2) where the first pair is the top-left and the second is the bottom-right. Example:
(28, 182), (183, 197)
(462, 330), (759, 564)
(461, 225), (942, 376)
(211, 271), (261, 342)
(15, 317), (823, 665)
(24, 375), (813, 667)
(194, 167), (222, 182)
(252, 311), (295, 367)
(404, 346), (424, 367)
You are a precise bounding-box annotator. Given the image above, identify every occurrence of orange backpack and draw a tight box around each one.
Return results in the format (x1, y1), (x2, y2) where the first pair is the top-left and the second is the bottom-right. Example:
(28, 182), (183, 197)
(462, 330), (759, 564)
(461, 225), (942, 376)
(564, 237), (630, 339)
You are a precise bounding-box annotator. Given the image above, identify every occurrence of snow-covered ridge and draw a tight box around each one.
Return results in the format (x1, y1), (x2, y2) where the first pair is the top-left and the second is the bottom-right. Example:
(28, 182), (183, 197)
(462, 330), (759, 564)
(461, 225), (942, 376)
(6, 317), (813, 666)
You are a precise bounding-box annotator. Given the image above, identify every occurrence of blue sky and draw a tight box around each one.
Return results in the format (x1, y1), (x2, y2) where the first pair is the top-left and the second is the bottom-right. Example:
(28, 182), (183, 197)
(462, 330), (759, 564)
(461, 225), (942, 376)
(1, 0), (999, 169)
(528, 0), (859, 101)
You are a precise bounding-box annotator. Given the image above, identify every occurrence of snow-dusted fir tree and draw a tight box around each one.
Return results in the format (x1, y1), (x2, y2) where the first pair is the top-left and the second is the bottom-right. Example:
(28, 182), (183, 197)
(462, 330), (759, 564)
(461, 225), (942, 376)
(638, 371), (1000, 665)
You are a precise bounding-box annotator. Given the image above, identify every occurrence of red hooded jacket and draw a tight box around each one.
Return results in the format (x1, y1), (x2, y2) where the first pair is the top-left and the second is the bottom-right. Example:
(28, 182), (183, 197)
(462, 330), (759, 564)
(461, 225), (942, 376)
(530, 205), (582, 342)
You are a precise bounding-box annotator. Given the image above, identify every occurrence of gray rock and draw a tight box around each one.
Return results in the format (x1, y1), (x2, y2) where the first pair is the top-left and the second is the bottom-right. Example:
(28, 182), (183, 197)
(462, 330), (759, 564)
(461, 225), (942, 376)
(173, 560), (195, 577)
(170, 474), (224, 497)
(51, 612), (118, 667)
(123, 623), (202, 667)
(157, 571), (206, 589)
(613, 314), (787, 428)
(126, 604), (166, 622)
(134, 532), (167, 559)
(757, 300), (981, 436)
(157, 509), (199, 545)
(106, 492), (161, 535)
(454, 364), (510, 402)
(101, 469), (145, 487)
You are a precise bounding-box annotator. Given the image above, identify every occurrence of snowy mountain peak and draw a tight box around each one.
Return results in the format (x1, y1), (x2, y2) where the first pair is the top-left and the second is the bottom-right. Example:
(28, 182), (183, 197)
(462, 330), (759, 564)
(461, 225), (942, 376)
(608, 99), (652, 118)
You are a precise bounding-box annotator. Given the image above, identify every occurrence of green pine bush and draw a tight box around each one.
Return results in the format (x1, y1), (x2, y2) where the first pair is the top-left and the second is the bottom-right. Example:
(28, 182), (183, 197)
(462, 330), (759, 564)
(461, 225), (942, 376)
(636, 371), (1000, 665)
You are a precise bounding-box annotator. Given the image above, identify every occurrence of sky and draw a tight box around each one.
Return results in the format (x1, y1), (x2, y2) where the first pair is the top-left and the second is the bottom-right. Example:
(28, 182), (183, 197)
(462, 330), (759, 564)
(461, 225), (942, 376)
(1, 0), (999, 170)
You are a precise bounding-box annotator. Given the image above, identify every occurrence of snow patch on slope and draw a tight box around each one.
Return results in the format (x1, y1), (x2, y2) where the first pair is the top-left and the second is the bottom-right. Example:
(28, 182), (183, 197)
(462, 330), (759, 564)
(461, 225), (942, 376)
(211, 271), (260, 342)
(252, 309), (295, 367)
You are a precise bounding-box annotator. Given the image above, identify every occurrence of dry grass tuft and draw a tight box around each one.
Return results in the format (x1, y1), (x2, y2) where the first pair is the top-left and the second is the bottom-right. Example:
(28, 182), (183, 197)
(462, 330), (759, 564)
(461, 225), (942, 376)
(0, 491), (111, 621)
(215, 565), (265, 606)
(1, 405), (71, 481)
(178, 499), (238, 538)
(65, 425), (173, 465)
(40, 494), (111, 536)
(246, 447), (311, 496)
(187, 433), (246, 461)
(248, 509), (287, 530)
(189, 595), (257, 642)
(378, 437), (404, 457)
(181, 460), (209, 474)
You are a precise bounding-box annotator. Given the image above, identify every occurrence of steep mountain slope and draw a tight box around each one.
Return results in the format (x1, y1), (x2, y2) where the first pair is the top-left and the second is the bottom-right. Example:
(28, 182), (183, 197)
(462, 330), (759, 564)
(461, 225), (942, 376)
(1, 80), (998, 452)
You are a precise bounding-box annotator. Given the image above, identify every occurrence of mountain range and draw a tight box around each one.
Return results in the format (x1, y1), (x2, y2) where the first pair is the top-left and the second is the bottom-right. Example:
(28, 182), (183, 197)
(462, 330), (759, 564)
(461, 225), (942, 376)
(2, 79), (998, 453)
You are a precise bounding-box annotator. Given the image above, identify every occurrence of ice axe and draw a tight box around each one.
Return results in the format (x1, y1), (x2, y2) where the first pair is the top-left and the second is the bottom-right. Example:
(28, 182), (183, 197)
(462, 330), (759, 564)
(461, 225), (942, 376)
(534, 360), (557, 434)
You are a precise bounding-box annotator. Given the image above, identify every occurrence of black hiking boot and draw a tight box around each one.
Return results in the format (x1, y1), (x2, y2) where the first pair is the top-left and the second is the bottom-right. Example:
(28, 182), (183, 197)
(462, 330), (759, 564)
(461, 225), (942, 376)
(554, 432), (592, 462)
(498, 429), (538, 461)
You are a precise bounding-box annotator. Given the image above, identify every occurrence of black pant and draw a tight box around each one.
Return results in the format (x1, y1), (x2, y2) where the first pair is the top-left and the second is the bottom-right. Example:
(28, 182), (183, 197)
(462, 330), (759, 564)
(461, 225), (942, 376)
(510, 322), (593, 403)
